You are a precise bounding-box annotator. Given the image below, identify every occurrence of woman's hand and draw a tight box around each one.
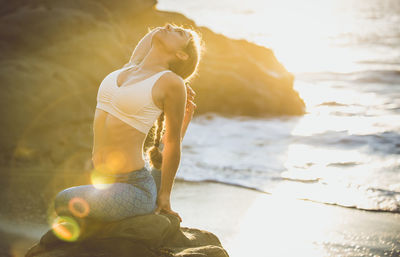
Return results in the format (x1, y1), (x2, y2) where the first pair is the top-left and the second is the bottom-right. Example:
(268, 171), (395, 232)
(185, 83), (197, 119)
(154, 194), (182, 222)
(179, 83), (196, 141)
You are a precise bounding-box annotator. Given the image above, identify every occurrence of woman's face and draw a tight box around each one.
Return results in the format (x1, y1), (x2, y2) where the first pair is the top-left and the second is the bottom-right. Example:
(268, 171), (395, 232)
(153, 24), (191, 56)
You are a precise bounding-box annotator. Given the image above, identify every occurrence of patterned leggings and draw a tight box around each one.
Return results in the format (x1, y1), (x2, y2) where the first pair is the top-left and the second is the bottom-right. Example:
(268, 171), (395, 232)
(54, 166), (162, 222)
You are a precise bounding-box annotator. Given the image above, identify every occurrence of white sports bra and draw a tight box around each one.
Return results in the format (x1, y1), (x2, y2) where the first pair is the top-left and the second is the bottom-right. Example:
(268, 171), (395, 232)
(96, 64), (172, 134)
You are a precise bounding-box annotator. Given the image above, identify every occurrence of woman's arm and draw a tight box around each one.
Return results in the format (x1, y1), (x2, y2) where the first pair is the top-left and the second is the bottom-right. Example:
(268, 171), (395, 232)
(153, 75), (194, 222)
(123, 28), (160, 67)
(153, 74), (186, 222)
(160, 111), (192, 149)
(160, 83), (196, 148)
(158, 105), (192, 152)
(158, 75), (186, 198)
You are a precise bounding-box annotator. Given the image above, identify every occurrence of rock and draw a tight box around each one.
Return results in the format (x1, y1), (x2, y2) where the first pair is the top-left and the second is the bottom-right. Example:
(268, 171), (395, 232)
(25, 213), (229, 257)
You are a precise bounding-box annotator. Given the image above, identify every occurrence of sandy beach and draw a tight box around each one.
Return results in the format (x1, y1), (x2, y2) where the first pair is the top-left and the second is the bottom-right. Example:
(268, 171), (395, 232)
(2, 179), (399, 257)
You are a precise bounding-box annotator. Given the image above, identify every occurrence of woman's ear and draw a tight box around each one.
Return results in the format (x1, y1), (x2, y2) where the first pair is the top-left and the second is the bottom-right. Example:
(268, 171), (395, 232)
(176, 50), (189, 61)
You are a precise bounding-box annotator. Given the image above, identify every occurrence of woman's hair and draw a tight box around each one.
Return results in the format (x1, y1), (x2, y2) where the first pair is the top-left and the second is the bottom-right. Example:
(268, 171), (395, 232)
(146, 23), (204, 170)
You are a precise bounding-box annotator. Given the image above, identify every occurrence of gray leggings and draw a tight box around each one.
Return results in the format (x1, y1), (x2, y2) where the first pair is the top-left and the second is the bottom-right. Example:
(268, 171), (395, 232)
(54, 166), (162, 222)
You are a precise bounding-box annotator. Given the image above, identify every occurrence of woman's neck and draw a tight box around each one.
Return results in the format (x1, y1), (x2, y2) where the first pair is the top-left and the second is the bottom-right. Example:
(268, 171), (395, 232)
(137, 45), (171, 72)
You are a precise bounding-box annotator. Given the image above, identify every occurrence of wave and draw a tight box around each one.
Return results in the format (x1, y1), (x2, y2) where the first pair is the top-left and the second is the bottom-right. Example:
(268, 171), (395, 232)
(296, 69), (400, 85)
(327, 161), (361, 167)
(175, 177), (273, 194)
(293, 130), (400, 155)
(317, 101), (349, 107)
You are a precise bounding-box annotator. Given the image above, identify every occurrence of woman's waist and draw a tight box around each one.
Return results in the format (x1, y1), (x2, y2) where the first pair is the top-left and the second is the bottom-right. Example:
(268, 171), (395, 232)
(97, 165), (151, 184)
(92, 146), (146, 173)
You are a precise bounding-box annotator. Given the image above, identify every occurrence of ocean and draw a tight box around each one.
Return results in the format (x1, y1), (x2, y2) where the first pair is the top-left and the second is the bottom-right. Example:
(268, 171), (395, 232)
(157, 0), (400, 213)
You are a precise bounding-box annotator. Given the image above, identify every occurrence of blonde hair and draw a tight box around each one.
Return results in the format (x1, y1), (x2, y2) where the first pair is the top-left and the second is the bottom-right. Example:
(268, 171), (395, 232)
(146, 23), (205, 170)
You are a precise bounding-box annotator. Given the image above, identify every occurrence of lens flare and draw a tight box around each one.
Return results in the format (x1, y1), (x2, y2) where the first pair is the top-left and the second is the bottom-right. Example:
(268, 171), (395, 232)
(90, 167), (115, 189)
(51, 216), (80, 242)
(68, 197), (90, 218)
(105, 150), (127, 172)
(91, 150), (128, 189)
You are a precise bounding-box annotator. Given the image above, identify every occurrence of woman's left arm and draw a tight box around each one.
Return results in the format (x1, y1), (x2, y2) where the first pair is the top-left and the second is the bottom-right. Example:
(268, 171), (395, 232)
(159, 114), (190, 151)
(160, 93), (196, 150)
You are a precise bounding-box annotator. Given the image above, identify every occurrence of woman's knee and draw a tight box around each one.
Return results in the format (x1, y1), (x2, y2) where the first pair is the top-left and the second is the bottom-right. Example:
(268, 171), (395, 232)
(54, 186), (88, 215)
(54, 188), (72, 215)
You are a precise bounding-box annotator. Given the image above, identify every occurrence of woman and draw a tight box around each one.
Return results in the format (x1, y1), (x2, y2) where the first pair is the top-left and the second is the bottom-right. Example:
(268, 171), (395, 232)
(54, 23), (203, 225)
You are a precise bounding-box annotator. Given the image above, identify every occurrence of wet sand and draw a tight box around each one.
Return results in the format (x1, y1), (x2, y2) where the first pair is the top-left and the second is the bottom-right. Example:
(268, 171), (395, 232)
(169, 180), (400, 257)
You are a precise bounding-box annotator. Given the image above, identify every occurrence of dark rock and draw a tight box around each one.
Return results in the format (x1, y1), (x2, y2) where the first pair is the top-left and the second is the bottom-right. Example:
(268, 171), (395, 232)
(25, 213), (229, 257)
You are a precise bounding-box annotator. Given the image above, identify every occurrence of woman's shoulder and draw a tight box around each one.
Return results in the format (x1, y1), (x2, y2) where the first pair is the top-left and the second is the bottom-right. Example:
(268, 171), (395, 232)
(160, 70), (183, 85)
(158, 71), (186, 97)
(163, 70), (184, 84)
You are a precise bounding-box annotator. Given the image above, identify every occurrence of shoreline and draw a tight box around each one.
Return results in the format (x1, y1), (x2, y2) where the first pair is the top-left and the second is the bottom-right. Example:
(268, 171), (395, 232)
(176, 178), (400, 215)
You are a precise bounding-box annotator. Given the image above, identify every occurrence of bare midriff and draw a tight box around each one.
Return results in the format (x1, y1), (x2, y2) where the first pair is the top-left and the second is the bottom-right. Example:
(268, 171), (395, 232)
(92, 108), (148, 174)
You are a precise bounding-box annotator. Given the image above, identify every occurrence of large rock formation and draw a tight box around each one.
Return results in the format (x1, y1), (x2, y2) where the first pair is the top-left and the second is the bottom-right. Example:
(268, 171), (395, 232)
(0, 0), (305, 171)
(25, 213), (229, 257)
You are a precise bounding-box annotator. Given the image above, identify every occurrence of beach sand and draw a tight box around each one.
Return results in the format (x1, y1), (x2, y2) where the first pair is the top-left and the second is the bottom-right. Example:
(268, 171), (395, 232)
(1, 180), (400, 257)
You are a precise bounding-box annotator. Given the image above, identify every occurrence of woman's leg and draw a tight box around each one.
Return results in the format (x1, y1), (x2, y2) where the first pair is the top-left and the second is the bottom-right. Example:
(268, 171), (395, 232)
(54, 170), (157, 222)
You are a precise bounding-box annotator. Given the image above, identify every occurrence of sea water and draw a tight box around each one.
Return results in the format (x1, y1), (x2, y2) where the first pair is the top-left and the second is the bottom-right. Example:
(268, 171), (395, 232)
(157, 0), (400, 213)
